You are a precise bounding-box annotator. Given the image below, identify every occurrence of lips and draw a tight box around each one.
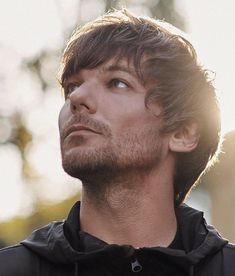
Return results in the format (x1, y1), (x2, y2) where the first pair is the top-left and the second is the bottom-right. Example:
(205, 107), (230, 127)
(64, 124), (100, 139)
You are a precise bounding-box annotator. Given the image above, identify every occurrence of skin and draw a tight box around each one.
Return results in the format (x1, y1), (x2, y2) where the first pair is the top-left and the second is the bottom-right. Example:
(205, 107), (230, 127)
(58, 58), (198, 248)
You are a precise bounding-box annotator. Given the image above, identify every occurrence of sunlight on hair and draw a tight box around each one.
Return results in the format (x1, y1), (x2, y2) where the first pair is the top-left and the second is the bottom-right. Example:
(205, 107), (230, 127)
(177, 0), (235, 134)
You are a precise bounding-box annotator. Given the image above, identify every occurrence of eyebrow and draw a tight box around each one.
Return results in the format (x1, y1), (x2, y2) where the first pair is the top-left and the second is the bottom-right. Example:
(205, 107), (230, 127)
(63, 63), (142, 87)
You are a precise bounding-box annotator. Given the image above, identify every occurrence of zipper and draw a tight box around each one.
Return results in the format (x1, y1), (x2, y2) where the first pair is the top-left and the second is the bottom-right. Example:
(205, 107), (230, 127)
(131, 258), (142, 273)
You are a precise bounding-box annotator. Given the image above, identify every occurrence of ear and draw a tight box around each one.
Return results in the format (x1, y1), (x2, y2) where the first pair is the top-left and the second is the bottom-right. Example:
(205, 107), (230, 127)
(169, 120), (200, 153)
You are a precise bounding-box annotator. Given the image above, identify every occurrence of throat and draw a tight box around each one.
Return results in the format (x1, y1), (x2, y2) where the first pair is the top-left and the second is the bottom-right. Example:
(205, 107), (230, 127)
(81, 167), (149, 206)
(80, 173), (177, 248)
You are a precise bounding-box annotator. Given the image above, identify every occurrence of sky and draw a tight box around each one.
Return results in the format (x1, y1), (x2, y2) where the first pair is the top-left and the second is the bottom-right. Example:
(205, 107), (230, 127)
(0, 0), (234, 221)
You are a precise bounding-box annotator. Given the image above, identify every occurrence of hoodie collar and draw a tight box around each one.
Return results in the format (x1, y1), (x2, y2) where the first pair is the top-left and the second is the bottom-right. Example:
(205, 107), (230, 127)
(21, 201), (228, 267)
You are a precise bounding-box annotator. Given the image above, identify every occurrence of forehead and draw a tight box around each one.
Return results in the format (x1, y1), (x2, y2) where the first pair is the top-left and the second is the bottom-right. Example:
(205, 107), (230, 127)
(60, 36), (149, 86)
(66, 57), (142, 82)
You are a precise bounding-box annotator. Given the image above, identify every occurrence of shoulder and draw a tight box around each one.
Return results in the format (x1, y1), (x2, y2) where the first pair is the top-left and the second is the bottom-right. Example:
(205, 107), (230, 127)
(222, 242), (235, 263)
(0, 244), (38, 276)
(0, 243), (74, 276)
(199, 242), (235, 276)
(213, 243), (235, 275)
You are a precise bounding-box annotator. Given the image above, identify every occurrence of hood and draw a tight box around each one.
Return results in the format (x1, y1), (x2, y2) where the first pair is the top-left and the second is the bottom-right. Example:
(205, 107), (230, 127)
(21, 201), (228, 269)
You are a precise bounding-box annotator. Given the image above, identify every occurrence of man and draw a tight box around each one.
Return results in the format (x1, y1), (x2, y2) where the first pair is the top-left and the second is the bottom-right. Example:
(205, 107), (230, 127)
(0, 9), (234, 276)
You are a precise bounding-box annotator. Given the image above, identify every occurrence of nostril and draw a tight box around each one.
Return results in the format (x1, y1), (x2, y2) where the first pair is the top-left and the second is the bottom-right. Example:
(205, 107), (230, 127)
(70, 101), (92, 114)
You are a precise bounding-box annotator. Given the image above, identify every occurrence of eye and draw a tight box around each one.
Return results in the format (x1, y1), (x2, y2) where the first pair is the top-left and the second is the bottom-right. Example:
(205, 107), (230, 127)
(109, 79), (129, 89)
(64, 83), (80, 98)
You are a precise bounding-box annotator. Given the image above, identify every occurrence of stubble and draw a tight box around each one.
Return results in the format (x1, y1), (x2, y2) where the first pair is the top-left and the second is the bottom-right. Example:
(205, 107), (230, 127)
(61, 119), (164, 202)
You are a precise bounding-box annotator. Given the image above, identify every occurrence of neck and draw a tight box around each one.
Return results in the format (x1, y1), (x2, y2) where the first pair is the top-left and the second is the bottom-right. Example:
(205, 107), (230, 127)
(80, 160), (177, 248)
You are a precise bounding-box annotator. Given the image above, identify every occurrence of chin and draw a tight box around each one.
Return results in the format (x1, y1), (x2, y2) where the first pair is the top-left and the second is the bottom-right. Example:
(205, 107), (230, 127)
(61, 146), (116, 178)
(62, 157), (119, 189)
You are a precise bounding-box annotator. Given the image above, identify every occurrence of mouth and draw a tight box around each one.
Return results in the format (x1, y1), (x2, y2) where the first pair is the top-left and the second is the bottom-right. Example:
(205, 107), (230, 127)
(65, 124), (101, 139)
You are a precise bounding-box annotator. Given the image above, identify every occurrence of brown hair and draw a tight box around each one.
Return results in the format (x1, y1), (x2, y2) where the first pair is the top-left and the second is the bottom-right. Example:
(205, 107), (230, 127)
(59, 9), (221, 205)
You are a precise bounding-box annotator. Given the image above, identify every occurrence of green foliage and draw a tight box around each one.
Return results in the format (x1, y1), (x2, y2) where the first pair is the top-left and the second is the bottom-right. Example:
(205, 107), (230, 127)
(0, 193), (81, 246)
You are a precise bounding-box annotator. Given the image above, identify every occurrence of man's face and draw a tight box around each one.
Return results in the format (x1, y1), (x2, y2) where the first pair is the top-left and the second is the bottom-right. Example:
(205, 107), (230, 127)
(59, 58), (170, 181)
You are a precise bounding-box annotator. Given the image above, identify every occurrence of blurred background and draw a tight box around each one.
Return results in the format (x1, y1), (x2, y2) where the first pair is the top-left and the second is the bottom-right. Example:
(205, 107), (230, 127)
(0, 0), (235, 247)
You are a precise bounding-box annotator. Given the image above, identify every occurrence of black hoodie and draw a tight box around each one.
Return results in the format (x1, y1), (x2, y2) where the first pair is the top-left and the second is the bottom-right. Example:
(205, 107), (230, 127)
(0, 202), (235, 276)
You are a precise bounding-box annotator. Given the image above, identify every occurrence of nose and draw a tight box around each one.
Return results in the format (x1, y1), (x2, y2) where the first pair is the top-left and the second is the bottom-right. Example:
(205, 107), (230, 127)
(69, 82), (97, 114)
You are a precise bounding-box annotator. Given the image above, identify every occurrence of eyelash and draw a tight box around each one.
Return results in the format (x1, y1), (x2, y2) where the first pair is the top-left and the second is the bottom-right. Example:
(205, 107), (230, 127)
(108, 79), (129, 89)
(63, 78), (130, 99)
(64, 83), (80, 98)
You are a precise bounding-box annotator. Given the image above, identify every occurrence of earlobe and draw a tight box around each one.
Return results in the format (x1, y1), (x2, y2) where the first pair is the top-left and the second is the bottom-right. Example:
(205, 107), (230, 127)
(169, 120), (200, 153)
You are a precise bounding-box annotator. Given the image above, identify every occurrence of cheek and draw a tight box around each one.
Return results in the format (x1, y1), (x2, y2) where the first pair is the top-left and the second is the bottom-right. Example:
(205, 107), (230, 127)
(103, 100), (145, 127)
(113, 107), (157, 131)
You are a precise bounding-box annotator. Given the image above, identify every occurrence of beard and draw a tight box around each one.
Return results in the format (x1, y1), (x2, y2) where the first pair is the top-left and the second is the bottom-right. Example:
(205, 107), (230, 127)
(59, 111), (165, 201)
(60, 125), (164, 197)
